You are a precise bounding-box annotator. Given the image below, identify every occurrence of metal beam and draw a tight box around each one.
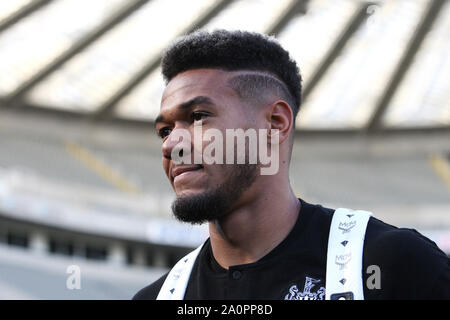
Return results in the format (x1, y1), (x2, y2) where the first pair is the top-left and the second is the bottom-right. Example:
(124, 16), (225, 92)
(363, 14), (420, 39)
(94, 0), (233, 119)
(0, 0), (53, 34)
(265, 0), (308, 36)
(5, 0), (150, 106)
(366, 0), (446, 132)
(302, 2), (373, 101)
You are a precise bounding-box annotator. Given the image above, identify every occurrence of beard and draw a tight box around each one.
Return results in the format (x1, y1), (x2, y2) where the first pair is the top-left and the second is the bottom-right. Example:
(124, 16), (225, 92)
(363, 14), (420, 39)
(171, 164), (258, 225)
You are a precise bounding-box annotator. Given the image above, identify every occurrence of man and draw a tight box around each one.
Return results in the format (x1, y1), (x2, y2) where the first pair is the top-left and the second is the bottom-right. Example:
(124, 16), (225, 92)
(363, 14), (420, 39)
(133, 30), (449, 300)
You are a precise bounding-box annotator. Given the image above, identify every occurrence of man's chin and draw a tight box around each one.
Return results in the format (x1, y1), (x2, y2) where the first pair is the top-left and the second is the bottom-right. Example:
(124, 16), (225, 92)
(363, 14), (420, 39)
(171, 164), (258, 225)
(171, 189), (230, 225)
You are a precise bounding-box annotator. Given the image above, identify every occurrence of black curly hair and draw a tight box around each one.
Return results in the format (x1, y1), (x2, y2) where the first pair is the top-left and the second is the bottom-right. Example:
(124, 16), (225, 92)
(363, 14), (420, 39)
(161, 29), (302, 117)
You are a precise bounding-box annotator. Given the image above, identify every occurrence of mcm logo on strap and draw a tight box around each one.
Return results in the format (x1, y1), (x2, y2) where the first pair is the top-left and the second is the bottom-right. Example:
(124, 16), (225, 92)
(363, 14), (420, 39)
(338, 220), (356, 234)
(335, 252), (352, 270)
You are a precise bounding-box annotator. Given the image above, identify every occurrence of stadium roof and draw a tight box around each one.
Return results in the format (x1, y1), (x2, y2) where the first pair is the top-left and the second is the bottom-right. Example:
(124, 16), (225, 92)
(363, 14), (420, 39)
(0, 0), (448, 133)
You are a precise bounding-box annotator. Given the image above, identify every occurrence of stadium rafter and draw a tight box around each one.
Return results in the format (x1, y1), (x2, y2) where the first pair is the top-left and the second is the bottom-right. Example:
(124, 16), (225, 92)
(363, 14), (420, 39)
(0, 0), (52, 34)
(94, 0), (234, 120)
(367, 0), (446, 132)
(4, 0), (150, 107)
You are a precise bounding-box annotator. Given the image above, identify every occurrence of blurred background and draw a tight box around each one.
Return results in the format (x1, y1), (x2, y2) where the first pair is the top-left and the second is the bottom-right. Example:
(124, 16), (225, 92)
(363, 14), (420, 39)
(0, 0), (449, 299)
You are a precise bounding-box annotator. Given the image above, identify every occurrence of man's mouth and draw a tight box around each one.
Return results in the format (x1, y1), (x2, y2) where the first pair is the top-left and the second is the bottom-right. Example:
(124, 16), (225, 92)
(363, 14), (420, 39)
(172, 164), (204, 181)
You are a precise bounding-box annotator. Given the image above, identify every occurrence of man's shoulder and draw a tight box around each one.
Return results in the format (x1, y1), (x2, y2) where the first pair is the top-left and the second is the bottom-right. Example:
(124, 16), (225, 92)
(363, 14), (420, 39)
(132, 272), (169, 300)
(365, 216), (447, 260)
(363, 217), (449, 298)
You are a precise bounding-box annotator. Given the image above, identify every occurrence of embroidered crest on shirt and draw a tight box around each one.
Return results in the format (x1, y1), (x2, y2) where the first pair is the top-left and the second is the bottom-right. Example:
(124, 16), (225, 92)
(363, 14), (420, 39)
(284, 277), (326, 300)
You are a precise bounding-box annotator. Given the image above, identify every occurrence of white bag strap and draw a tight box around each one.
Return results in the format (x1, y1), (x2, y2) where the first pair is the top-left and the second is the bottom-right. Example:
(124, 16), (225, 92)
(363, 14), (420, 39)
(157, 207), (372, 300)
(325, 208), (372, 300)
(156, 243), (203, 300)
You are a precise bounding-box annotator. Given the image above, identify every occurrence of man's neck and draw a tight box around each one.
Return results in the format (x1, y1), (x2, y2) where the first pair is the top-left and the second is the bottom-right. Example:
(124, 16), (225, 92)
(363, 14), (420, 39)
(208, 185), (300, 269)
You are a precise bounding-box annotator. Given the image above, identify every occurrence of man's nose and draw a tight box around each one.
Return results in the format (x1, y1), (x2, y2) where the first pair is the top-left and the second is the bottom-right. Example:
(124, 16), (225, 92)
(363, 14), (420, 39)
(161, 127), (191, 161)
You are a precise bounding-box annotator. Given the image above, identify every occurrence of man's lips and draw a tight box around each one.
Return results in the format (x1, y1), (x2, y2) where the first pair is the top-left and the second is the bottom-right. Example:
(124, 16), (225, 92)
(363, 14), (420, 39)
(171, 165), (203, 180)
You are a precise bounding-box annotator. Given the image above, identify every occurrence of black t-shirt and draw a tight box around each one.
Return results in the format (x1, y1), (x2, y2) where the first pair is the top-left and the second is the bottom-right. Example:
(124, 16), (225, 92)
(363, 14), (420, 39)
(133, 198), (449, 300)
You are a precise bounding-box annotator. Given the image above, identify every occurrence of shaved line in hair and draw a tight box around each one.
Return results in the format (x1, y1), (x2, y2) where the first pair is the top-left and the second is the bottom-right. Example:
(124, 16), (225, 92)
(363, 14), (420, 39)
(225, 71), (298, 120)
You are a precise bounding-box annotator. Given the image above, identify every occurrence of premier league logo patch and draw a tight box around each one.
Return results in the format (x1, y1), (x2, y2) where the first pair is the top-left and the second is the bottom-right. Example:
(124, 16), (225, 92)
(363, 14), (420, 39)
(284, 277), (326, 300)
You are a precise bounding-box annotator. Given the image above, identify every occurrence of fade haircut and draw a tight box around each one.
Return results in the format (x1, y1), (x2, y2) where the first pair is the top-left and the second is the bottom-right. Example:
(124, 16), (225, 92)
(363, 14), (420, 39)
(161, 29), (302, 118)
(225, 72), (297, 117)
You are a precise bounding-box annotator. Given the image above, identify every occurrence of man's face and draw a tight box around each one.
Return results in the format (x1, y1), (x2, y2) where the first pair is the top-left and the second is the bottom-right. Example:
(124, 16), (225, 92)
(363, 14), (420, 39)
(155, 69), (259, 224)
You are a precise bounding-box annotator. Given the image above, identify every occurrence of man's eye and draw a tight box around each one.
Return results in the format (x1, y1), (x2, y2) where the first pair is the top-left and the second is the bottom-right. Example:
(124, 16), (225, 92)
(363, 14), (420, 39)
(192, 112), (208, 122)
(158, 127), (172, 139)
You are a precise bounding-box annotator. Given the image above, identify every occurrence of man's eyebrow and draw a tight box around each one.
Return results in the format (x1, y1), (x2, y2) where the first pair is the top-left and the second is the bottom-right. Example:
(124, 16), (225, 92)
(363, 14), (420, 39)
(179, 96), (214, 110)
(154, 96), (214, 128)
(154, 114), (165, 128)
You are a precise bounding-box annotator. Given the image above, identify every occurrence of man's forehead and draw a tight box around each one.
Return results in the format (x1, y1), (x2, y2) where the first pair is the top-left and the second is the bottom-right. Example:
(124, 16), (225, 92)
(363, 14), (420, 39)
(160, 68), (281, 107)
(161, 69), (231, 106)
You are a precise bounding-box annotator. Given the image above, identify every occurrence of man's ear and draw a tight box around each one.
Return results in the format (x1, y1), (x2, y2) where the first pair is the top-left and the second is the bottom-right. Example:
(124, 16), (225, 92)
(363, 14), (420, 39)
(264, 100), (294, 145)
